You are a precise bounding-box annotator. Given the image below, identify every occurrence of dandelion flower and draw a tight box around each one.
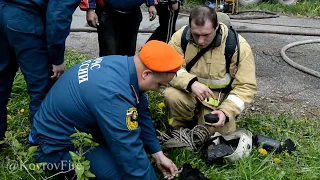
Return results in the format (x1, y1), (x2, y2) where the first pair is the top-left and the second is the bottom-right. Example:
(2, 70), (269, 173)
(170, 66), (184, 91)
(273, 158), (281, 164)
(266, 124), (270, 131)
(7, 115), (12, 120)
(258, 148), (268, 155)
(158, 102), (165, 108)
(17, 156), (22, 161)
(300, 117), (308, 123)
(20, 109), (25, 113)
(285, 152), (289, 157)
(277, 128), (281, 133)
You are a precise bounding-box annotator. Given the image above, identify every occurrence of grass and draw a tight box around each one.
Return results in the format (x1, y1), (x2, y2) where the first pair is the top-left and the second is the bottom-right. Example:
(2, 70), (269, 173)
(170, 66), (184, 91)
(1, 49), (320, 179)
(182, 0), (320, 17)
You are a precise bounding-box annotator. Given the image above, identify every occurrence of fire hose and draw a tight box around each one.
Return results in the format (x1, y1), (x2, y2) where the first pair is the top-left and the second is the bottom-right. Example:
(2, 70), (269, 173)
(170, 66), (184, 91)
(280, 39), (320, 78)
(156, 125), (211, 151)
(179, 10), (280, 19)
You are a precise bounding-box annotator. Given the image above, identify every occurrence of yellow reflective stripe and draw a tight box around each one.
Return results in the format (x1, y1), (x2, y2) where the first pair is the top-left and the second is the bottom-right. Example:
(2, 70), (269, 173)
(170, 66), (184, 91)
(206, 83), (230, 89)
(198, 73), (231, 89)
(168, 117), (193, 125)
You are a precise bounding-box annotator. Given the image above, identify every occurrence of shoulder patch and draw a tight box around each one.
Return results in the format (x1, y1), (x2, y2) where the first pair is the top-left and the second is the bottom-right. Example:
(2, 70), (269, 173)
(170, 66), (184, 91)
(126, 107), (139, 130)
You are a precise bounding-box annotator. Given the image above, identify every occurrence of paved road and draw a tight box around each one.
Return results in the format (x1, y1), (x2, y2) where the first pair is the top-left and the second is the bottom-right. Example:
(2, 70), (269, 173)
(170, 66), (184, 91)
(67, 8), (320, 118)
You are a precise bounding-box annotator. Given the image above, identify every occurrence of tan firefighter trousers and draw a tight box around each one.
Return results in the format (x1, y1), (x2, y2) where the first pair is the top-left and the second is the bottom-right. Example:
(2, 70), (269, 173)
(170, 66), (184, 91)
(163, 87), (236, 135)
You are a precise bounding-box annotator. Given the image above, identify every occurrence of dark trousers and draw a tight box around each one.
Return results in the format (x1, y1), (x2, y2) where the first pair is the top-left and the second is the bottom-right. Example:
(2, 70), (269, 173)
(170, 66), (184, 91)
(96, 6), (142, 57)
(35, 143), (135, 180)
(0, 4), (53, 139)
(146, 3), (180, 43)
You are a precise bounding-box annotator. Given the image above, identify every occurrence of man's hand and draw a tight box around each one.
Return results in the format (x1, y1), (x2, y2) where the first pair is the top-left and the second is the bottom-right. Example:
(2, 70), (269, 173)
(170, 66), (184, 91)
(51, 62), (66, 80)
(86, 9), (99, 28)
(171, 2), (179, 11)
(152, 151), (179, 180)
(207, 110), (226, 127)
(148, 6), (157, 21)
(191, 81), (215, 101)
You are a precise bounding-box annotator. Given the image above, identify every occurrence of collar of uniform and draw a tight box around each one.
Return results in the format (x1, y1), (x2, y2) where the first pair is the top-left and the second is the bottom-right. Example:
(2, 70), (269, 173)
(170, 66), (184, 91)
(127, 56), (140, 98)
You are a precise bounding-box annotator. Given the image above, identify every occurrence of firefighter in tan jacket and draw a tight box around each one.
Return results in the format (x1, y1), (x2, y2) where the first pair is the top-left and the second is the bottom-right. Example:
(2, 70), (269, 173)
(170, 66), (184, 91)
(163, 6), (257, 135)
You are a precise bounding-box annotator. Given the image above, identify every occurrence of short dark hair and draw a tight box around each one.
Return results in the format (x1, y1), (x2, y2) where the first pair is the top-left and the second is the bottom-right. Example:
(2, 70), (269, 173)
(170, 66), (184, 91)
(189, 6), (218, 28)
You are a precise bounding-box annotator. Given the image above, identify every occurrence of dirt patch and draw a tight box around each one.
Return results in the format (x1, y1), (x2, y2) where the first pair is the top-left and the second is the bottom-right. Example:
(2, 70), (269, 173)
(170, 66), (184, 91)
(247, 95), (320, 119)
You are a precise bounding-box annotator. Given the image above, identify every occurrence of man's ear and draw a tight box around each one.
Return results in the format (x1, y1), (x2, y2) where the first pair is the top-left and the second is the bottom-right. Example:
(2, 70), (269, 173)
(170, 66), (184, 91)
(141, 69), (153, 80)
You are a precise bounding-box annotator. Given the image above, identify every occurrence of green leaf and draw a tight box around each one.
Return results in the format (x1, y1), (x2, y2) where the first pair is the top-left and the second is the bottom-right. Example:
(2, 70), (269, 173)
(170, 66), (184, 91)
(92, 142), (99, 147)
(84, 138), (92, 144)
(85, 134), (93, 139)
(12, 139), (21, 149)
(28, 146), (38, 154)
(35, 169), (44, 174)
(70, 140), (78, 144)
(70, 133), (80, 138)
(71, 140), (81, 148)
(17, 151), (27, 157)
(82, 160), (90, 166)
(69, 151), (81, 161)
(84, 170), (96, 178)
(75, 164), (84, 176)
(5, 131), (11, 138)
(78, 174), (85, 180)
(84, 165), (90, 170)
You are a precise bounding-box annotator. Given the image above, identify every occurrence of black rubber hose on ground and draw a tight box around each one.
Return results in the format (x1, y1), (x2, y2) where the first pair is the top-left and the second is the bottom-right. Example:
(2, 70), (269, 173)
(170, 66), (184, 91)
(230, 19), (320, 30)
(280, 39), (320, 78)
(178, 10), (280, 20)
(228, 10), (280, 19)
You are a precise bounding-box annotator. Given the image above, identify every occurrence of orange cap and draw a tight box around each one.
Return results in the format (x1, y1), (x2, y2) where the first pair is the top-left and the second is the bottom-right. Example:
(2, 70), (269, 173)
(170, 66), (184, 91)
(139, 40), (184, 73)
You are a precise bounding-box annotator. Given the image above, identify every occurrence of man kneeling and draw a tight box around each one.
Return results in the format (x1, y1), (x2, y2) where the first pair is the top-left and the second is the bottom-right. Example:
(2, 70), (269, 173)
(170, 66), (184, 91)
(164, 6), (257, 135)
(30, 40), (184, 180)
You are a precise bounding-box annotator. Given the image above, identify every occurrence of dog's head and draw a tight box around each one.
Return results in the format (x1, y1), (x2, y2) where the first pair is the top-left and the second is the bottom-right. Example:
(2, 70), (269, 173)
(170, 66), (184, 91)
(180, 163), (208, 180)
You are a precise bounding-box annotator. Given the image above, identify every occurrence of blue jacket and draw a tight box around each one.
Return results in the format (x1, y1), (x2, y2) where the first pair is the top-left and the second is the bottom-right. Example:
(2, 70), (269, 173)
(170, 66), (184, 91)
(2, 0), (80, 65)
(80, 0), (156, 11)
(31, 55), (161, 179)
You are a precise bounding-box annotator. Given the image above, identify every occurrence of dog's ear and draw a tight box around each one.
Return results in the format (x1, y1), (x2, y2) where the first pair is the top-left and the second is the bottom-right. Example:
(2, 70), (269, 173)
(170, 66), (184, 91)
(181, 163), (193, 179)
(180, 162), (208, 180)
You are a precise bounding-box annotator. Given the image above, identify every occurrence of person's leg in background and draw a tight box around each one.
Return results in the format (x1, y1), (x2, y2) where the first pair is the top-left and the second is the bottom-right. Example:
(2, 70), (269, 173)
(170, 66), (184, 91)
(170, 2), (180, 42)
(3, 5), (53, 125)
(145, 3), (169, 43)
(146, 2), (180, 43)
(96, 5), (119, 56)
(0, 3), (19, 141)
(118, 7), (143, 56)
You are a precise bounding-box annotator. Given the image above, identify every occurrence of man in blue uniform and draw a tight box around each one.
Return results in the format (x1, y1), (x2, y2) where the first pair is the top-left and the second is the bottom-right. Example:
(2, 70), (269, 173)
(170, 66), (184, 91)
(0, 0), (80, 141)
(30, 40), (184, 179)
